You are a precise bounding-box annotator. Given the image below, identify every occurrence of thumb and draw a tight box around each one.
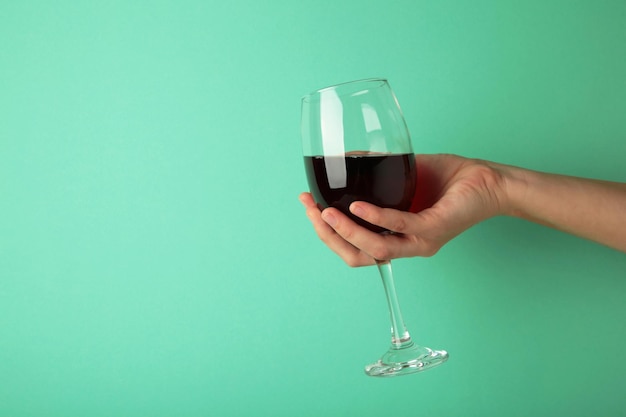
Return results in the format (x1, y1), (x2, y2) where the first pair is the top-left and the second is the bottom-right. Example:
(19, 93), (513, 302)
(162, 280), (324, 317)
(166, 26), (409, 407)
(349, 201), (430, 235)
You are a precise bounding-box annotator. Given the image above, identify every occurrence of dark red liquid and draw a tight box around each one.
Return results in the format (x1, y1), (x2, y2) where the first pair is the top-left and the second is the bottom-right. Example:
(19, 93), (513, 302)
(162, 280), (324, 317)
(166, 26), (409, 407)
(304, 153), (416, 233)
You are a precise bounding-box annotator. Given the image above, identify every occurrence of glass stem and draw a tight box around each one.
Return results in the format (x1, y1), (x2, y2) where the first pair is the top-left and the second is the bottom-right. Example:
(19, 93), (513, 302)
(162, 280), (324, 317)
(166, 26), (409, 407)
(376, 260), (413, 349)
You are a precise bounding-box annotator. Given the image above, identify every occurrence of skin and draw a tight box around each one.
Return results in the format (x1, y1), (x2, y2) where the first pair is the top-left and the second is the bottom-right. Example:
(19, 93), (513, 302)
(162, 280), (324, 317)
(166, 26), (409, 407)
(300, 154), (626, 267)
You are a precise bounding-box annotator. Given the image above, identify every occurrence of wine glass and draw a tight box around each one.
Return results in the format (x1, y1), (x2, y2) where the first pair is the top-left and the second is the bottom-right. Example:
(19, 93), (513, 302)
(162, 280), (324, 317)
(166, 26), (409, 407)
(301, 78), (448, 377)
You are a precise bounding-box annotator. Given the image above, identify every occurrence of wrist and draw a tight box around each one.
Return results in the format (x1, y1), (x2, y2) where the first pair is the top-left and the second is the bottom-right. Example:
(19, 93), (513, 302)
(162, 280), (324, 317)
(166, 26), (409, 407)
(480, 160), (530, 218)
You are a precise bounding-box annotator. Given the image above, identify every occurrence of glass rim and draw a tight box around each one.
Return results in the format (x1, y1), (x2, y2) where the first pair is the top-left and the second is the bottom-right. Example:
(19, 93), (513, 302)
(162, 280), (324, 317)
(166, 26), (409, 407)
(301, 77), (388, 102)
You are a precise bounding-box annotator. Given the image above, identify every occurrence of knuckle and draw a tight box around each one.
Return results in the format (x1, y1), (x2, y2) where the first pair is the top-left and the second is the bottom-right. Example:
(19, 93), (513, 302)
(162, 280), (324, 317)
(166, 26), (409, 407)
(420, 242), (441, 257)
(364, 209), (380, 224)
(390, 216), (408, 233)
(339, 225), (355, 240)
(305, 206), (320, 218)
(421, 248), (437, 258)
(344, 255), (361, 268)
(315, 228), (334, 245)
(317, 233), (330, 244)
(370, 244), (391, 261)
(343, 252), (374, 268)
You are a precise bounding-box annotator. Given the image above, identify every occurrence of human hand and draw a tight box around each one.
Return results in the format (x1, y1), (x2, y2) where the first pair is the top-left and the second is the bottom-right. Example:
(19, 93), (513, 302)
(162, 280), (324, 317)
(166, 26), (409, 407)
(299, 154), (510, 266)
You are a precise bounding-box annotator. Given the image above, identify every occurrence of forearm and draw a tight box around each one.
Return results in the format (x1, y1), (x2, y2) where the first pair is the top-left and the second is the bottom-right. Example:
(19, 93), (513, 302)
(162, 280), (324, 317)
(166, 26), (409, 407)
(498, 163), (626, 253)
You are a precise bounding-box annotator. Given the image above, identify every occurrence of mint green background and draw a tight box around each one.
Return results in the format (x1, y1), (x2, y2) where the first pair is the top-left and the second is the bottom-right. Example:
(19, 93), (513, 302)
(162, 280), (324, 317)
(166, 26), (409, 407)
(1, 1), (625, 416)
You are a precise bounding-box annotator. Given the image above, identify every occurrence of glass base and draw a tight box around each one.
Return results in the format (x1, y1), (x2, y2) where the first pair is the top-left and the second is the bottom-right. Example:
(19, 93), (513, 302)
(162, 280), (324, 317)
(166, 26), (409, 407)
(365, 343), (448, 377)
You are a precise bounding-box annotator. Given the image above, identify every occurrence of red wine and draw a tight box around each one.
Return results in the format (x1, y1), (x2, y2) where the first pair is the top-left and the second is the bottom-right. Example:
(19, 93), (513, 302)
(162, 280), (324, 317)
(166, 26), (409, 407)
(304, 152), (416, 233)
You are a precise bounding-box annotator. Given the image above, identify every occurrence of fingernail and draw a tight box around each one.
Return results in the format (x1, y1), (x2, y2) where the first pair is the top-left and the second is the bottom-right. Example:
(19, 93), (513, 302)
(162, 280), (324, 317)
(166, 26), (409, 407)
(351, 203), (366, 218)
(322, 211), (337, 227)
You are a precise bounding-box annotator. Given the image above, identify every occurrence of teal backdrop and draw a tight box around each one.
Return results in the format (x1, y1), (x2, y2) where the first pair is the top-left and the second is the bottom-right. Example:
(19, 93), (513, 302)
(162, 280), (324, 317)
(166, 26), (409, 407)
(1, 1), (625, 416)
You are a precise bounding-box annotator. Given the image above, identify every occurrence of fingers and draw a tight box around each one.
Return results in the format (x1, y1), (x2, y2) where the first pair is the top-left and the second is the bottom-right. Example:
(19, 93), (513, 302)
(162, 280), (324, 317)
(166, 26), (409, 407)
(324, 208), (398, 261)
(298, 192), (317, 210)
(348, 201), (445, 258)
(299, 193), (444, 264)
(299, 193), (375, 267)
(319, 208), (378, 266)
(350, 202), (413, 235)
